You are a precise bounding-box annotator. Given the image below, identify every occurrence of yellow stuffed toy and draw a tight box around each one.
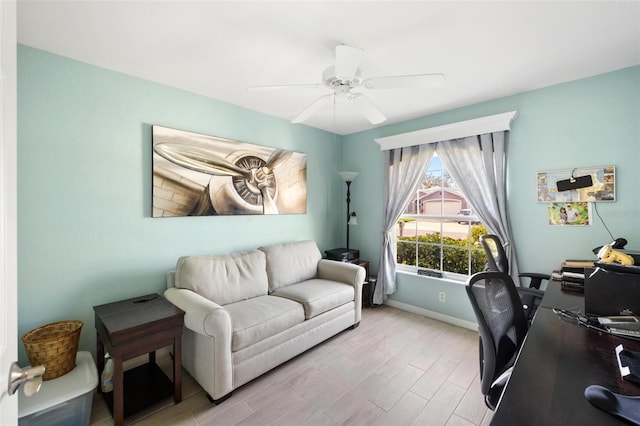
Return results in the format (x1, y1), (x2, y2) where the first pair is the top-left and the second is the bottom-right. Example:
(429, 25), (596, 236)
(597, 244), (635, 265)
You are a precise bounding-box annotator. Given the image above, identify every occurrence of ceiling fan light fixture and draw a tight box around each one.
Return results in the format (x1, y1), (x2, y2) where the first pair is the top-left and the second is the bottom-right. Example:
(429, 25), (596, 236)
(323, 66), (363, 88)
(251, 44), (444, 129)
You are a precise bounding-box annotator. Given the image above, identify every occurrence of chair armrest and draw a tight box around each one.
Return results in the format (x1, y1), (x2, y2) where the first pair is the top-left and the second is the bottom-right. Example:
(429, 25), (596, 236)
(519, 272), (551, 290)
(516, 287), (544, 325)
(164, 287), (232, 339)
(317, 259), (366, 287)
(517, 287), (544, 301)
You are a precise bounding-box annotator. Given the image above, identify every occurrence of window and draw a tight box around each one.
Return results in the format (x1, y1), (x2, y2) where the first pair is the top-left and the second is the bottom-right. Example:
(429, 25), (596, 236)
(396, 154), (488, 277)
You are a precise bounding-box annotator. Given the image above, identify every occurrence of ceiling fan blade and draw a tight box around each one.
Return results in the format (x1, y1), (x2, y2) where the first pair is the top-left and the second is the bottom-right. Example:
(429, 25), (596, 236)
(335, 45), (363, 80)
(291, 94), (333, 123)
(351, 93), (387, 124)
(363, 73), (445, 90)
(247, 83), (325, 92)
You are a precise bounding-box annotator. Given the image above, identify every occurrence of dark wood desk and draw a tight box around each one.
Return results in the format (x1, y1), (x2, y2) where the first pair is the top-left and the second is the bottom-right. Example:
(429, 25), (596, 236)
(492, 281), (640, 425)
(94, 294), (184, 426)
(538, 280), (585, 311)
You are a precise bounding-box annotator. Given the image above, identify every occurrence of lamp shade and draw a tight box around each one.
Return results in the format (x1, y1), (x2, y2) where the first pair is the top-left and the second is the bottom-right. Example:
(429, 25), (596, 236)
(338, 171), (359, 182)
(348, 212), (358, 225)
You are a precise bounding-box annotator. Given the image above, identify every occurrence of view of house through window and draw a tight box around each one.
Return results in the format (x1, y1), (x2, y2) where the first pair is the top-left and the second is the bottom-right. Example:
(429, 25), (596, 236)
(397, 154), (488, 276)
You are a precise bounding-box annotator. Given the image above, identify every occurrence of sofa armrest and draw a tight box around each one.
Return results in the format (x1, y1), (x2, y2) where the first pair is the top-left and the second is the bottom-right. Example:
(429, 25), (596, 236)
(318, 259), (366, 323)
(167, 270), (176, 289)
(164, 287), (232, 339)
(164, 287), (234, 401)
(317, 259), (366, 286)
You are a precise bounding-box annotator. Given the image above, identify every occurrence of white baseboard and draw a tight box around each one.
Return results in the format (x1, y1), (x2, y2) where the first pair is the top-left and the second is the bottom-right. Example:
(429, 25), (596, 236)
(383, 299), (478, 331)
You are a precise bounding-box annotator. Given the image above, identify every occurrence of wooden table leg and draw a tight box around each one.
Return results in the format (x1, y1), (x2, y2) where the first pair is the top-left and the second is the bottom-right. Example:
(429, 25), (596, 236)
(173, 337), (182, 403)
(96, 334), (104, 391)
(112, 355), (124, 426)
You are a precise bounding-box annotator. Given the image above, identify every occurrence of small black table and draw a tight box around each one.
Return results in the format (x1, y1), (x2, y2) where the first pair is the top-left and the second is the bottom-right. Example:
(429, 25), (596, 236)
(94, 294), (184, 426)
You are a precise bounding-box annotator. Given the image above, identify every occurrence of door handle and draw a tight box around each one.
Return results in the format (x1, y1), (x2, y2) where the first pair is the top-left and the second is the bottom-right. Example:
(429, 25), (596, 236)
(8, 362), (46, 396)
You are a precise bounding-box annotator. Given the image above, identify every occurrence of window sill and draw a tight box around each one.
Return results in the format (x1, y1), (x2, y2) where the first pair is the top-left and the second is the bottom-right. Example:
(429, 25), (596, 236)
(396, 269), (468, 286)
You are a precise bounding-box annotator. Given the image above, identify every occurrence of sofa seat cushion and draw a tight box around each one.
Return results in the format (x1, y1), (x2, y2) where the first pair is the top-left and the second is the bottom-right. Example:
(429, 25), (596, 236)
(271, 279), (355, 319)
(224, 295), (305, 352)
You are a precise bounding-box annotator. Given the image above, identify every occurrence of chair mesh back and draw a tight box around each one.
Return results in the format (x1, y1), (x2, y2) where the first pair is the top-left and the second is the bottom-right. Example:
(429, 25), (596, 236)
(466, 272), (528, 395)
(480, 234), (509, 273)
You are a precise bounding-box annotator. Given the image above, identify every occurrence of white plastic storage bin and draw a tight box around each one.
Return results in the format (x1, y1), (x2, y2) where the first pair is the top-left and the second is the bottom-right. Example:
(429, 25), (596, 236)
(18, 351), (98, 426)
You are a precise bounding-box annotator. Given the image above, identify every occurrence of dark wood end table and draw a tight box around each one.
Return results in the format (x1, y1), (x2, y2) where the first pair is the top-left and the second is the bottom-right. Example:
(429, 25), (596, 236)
(94, 294), (184, 426)
(357, 261), (375, 307)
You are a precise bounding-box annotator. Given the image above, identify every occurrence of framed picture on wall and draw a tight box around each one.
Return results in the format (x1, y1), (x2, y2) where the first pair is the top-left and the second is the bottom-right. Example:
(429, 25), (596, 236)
(537, 166), (615, 203)
(548, 202), (591, 226)
(152, 125), (307, 217)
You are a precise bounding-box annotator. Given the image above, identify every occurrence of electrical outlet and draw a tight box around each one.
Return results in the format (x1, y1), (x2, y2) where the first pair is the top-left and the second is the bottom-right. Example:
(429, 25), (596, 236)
(438, 291), (446, 303)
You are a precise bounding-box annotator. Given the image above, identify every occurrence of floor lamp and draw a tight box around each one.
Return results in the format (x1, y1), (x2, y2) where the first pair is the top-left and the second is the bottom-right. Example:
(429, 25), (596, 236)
(339, 171), (359, 249)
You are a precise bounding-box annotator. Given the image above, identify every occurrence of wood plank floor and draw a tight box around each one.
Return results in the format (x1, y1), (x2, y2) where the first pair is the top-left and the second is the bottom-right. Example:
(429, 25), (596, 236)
(89, 305), (493, 426)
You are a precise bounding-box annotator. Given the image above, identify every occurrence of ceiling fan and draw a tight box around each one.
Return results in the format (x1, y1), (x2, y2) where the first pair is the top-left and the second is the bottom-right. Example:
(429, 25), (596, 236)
(248, 45), (445, 125)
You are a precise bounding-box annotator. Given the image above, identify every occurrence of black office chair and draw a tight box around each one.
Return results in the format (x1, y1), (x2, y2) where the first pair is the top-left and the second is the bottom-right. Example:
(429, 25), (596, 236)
(479, 234), (551, 290)
(480, 234), (547, 324)
(466, 271), (530, 410)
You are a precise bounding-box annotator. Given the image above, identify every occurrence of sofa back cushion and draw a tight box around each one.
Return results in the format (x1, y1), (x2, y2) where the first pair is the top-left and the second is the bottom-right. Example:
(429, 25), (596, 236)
(174, 250), (268, 305)
(259, 240), (322, 292)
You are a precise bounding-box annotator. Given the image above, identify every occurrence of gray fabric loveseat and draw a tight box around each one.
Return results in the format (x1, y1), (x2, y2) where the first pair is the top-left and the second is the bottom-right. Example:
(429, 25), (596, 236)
(164, 240), (365, 403)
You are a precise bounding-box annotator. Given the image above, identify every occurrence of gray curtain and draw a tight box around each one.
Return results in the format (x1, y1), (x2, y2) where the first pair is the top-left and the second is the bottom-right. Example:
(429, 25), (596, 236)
(436, 131), (521, 282)
(374, 144), (436, 304)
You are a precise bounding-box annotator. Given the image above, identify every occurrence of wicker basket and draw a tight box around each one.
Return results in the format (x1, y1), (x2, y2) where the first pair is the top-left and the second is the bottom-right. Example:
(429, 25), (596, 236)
(22, 320), (83, 381)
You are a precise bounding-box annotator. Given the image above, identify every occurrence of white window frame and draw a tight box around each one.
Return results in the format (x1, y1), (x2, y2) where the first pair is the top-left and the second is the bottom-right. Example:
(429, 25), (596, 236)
(395, 157), (485, 279)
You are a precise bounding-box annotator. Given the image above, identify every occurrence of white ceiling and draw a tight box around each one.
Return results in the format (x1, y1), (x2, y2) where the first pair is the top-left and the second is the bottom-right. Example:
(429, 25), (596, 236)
(17, 1), (640, 135)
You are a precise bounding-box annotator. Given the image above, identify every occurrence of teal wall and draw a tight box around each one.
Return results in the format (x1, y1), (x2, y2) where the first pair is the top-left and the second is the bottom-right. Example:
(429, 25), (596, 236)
(344, 66), (640, 323)
(17, 46), (345, 363)
(17, 44), (640, 359)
